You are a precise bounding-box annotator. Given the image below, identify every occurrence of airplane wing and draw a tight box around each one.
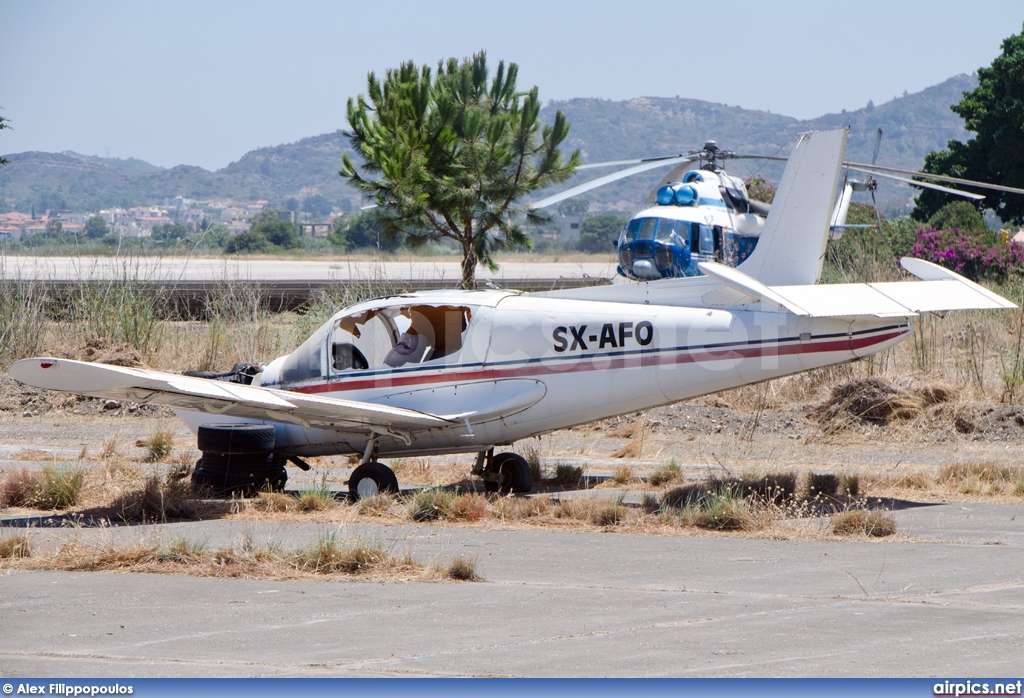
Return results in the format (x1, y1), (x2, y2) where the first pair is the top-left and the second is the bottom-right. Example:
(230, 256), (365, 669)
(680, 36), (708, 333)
(8, 358), (453, 433)
(698, 258), (1017, 318)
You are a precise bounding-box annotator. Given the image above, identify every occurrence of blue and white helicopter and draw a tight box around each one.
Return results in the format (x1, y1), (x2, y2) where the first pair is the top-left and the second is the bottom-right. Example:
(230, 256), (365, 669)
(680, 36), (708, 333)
(530, 131), (1000, 281)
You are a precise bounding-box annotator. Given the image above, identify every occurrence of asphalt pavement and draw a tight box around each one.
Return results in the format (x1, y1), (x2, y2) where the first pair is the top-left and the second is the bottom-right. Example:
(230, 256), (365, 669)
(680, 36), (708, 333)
(2, 502), (1023, 677)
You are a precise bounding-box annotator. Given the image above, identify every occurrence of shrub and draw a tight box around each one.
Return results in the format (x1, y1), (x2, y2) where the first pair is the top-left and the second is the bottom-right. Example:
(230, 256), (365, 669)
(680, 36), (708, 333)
(910, 226), (1024, 282)
(0, 535), (32, 559)
(137, 430), (174, 462)
(552, 464), (583, 487)
(806, 472), (840, 498)
(832, 510), (897, 537)
(446, 555), (479, 581)
(39, 466), (87, 509)
(649, 462), (682, 487)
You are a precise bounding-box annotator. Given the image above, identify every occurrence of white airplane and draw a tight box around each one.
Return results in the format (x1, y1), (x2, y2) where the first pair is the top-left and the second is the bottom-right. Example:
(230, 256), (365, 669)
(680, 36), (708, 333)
(10, 129), (1016, 498)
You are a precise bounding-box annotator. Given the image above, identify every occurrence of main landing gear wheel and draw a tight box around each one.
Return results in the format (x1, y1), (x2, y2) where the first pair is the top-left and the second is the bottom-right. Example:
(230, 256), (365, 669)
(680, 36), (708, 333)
(484, 452), (533, 494)
(348, 461), (399, 500)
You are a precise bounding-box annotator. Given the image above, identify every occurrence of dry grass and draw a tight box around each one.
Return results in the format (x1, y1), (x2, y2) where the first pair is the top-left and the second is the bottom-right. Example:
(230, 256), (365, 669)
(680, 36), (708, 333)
(0, 465), (87, 510)
(551, 463), (583, 487)
(0, 531), (468, 582)
(252, 491), (298, 512)
(832, 510), (898, 537)
(136, 430), (174, 462)
(611, 465), (634, 485)
(649, 461), (682, 487)
(0, 534), (32, 559)
(409, 489), (488, 522)
(109, 474), (219, 521)
(442, 555), (480, 581)
(611, 436), (645, 459)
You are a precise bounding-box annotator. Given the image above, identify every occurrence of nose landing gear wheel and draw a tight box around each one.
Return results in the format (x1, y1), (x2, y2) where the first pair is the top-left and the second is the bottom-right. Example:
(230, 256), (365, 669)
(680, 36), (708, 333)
(348, 461), (399, 500)
(483, 452), (533, 494)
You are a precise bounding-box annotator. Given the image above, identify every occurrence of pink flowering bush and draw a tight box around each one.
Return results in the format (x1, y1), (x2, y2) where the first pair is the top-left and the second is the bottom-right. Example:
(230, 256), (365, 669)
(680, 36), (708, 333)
(910, 227), (1024, 282)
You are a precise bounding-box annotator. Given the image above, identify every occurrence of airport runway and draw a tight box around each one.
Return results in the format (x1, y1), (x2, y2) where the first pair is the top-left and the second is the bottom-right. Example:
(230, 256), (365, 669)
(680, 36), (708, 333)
(2, 502), (1023, 677)
(1, 256), (617, 283)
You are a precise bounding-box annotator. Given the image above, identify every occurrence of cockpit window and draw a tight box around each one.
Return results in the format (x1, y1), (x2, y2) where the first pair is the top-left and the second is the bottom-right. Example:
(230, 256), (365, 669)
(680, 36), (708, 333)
(330, 304), (472, 373)
(637, 217), (658, 240)
(656, 219), (690, 248)
(621, 218), (642, 243)
(279, 325), (328, 384)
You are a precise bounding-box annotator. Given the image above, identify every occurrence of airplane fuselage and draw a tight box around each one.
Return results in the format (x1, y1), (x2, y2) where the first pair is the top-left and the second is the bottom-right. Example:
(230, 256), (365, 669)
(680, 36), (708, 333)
(176, 290), (911, 459)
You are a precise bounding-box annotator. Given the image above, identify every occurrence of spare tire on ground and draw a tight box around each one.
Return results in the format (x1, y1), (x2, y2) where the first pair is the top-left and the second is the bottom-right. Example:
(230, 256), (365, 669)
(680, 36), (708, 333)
(197, 424), (276, 454)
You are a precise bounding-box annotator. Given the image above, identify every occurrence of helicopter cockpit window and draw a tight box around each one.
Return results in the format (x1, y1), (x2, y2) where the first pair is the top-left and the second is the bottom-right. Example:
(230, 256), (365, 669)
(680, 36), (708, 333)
(637, 217), (658, 240)
(656, 219), (690, 248)
(698, 224), (715, 256)
(620, 218), (643, 244)
(330, 304), (472, 372)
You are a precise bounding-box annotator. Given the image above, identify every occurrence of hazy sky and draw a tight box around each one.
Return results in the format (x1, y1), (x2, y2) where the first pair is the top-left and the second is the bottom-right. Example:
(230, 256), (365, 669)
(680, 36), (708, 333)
(2, 0), (1022, 170)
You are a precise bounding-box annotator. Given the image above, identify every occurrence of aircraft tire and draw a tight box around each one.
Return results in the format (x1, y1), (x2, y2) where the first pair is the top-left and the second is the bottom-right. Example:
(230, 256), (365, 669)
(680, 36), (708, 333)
(197, 451), (274, 475)
(489, 452), (533, 494)
(192, 457), (286, 497)
(348, 461), (399, 500)
(197, 424), (276, 455)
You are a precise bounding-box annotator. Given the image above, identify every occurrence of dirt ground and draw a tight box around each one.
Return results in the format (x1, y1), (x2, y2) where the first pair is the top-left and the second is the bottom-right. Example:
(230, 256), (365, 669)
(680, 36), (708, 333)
(3, 369), (1023, 488)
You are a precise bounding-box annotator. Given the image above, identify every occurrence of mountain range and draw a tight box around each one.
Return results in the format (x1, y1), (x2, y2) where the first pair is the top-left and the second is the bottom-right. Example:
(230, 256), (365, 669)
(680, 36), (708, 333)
(0, 74), (976, 218)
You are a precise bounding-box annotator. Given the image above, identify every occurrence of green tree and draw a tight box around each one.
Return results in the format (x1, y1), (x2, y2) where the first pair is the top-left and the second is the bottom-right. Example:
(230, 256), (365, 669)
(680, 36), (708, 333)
(557, 198), (590, 218)
(225, 231), (271, 254)
(328, 210), (402, 252)
(577, 214), (626, 253)
(340, 51), (579, 288)
(83, 215), (109, 239)
(246, 209), (300, 248)
(302, 194), (333, 218)
(926, 200), (989, 235)
(151, 221), (189, 246)
(913, 24), (1024, 224)
(44, 219), (63, 238)
(196, 222), (231, 248)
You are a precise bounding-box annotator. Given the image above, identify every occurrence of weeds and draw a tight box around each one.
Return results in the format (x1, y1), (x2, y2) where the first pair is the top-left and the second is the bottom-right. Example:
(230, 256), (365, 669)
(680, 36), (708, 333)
(552, 463), (583, 487)
(611, 465), (633, 485)
(297, 475), (337, 512)
(2, 466), (88, 510)
(0, 535), (32, 559)
(649, 461), (682, 487)
(409, 489), (486, 522)
(137, 430), (174, 462)
(832, 510), (897, 537)
(112, 473), (212, 521)
(445, 555), (479, 581)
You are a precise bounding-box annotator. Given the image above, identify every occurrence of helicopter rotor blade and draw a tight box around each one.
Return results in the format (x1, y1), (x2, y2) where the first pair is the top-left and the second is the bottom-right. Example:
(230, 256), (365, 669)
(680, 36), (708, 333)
(576, 153), (696, 171)
(871, 188), (885, 234)
(845, 162), (1024, 198)
(527, 155), (698, 209)
(871, 128), (883, 167)
(845, 166), (985, 201)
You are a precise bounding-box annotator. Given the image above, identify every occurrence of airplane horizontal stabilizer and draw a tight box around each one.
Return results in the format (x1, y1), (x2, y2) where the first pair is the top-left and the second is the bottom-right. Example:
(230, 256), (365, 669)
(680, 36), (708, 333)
(9, 358), (452, 433)
(698, 261), (1017, 318)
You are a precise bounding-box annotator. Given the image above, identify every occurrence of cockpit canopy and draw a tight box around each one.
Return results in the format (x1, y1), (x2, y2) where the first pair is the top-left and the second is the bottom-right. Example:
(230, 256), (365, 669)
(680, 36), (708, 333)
(277, 301), (476, 385)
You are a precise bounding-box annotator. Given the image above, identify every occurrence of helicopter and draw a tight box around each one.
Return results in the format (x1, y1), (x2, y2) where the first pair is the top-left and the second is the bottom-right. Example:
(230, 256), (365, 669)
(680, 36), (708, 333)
(530, 130), (1022, 282)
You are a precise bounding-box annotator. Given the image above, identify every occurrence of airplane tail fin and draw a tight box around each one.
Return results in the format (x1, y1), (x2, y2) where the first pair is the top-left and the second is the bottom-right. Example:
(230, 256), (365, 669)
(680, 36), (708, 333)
(737, 129), (847, 286)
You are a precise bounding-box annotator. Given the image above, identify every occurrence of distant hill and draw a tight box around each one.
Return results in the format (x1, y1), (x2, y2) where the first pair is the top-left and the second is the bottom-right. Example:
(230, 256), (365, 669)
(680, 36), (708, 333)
(0, 74), (976, 217)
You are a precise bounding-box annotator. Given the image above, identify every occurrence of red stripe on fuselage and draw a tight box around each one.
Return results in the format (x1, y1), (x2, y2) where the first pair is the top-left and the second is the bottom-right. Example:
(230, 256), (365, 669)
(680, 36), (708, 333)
(289, 329), (907, 395)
